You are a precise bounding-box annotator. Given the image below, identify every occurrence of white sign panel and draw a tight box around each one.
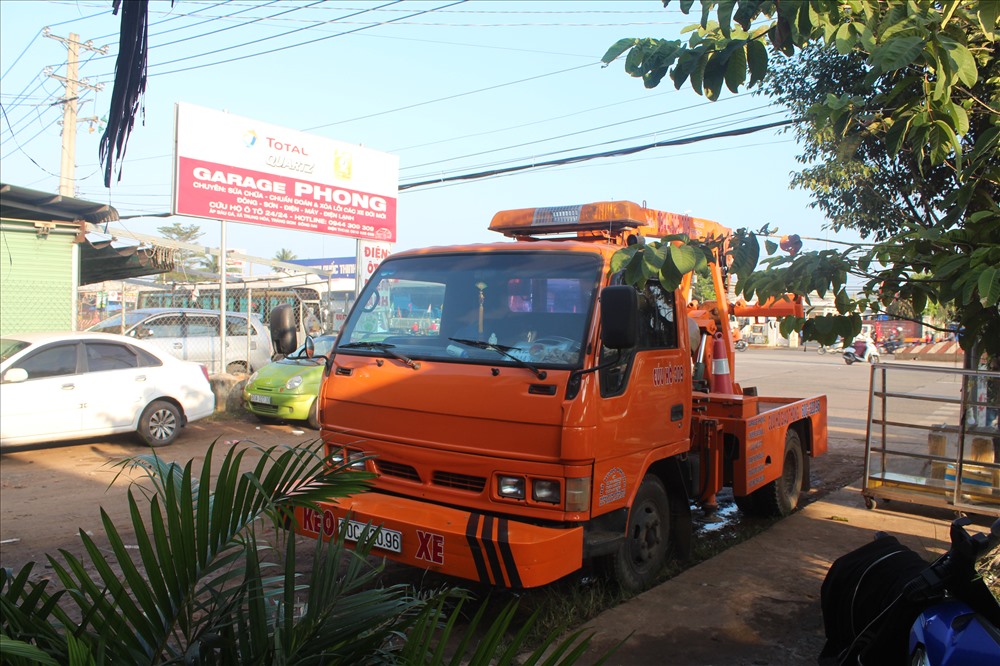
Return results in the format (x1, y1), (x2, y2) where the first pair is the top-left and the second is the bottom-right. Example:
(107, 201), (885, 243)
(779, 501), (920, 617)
(356, 240), (393, 295)
(173, 103), (398, 241)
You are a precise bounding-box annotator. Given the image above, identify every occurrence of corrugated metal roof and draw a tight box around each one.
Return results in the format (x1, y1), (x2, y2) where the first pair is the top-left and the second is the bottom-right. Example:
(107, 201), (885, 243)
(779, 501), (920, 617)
(1, 183), (174, 282)
(0, 182), (119, 224)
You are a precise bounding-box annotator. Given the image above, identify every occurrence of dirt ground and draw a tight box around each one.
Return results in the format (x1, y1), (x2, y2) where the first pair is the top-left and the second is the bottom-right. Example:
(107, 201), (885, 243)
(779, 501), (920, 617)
(0, 410), (863, 583)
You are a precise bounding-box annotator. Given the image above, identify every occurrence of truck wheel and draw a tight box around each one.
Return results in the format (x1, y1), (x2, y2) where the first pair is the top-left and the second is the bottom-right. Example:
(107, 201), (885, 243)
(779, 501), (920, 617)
(756, 430), (804, 517)
(609, 476), (671, 592)
(307, 397), (320, 430)
(138, 400), (181, 447)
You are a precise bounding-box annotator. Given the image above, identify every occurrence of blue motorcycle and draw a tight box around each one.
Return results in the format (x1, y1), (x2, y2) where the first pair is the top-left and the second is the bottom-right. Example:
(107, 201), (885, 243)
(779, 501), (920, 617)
(819, 517), (1000, 665)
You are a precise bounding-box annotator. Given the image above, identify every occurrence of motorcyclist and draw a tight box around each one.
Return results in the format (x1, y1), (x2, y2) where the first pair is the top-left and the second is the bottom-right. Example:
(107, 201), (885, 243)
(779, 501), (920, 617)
(856, 332), (876, 362)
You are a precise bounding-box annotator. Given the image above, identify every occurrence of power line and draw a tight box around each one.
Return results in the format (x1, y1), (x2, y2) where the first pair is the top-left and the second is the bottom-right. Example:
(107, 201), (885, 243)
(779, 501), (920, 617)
(400, 94), (758, 172)
(398, 119), (800, 191)
(305, 60), (595, 131)
(402, 105), (788, 180)
(149, 0), (437, 77)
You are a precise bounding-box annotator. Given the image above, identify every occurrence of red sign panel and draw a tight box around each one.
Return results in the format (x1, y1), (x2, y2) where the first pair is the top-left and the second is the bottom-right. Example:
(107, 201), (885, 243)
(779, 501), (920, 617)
(175, 157), (397, 242)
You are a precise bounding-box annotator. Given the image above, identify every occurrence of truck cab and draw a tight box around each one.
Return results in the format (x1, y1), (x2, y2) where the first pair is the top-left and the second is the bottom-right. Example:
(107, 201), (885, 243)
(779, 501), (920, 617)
(296, 201), (827, 591)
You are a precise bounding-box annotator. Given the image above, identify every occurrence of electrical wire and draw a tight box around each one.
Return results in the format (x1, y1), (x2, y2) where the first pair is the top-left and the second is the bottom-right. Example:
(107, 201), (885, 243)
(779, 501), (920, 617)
(398, 118), (800, 191)
(0, 28), (42, 83)
(0, 103), (62, 178)
(152, 0), (474, 78)
(400, 95), (762, 172)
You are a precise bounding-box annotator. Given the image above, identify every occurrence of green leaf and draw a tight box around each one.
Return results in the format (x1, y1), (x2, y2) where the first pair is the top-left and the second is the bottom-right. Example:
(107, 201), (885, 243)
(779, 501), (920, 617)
(870, 36), (925, 73)
(717, 0), (736, 38)
(746, 38), (768, 87)
(834, 288), (852, 314)
(725, 42), (748, 92)
(765, 239), (778, 255)
(609, 246), (639, 275)
(979, 267), (1000, 307)
(601, 38), (635, 64)
(834, 22), (855, 54)
(730, 233), (760, 278)
(979, 1), (999, 40)
(703, 49), (728, 100)
(669, 243), (701, 274)
(937, 35), (978, 88)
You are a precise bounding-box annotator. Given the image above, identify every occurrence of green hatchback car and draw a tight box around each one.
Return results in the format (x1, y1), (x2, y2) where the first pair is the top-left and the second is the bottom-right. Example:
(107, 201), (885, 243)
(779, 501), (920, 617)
(243, 336), (336, 429)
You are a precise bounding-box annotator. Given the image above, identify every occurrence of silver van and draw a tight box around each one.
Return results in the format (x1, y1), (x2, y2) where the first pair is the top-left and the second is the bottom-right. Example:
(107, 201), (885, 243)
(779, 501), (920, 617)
(89, 308), (273, 374)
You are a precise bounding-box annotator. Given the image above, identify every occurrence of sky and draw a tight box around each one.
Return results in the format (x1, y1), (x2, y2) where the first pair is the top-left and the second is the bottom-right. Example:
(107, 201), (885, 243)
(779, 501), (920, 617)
(0, 0), (854, 274)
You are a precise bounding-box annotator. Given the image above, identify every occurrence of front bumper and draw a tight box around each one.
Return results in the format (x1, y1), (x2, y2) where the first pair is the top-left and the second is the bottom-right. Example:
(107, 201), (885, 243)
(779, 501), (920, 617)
(243, 391), (314, 420)
(294, 492), (583, 589)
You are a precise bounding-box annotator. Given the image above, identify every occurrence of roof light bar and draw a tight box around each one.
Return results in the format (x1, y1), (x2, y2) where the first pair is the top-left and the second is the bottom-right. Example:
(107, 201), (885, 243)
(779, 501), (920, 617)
(490, 201), (651, 237)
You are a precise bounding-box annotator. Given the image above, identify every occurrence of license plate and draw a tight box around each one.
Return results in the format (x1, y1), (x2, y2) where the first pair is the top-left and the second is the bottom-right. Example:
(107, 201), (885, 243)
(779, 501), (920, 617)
(343, 519), (402, 553)
(249, 394), (271, 405)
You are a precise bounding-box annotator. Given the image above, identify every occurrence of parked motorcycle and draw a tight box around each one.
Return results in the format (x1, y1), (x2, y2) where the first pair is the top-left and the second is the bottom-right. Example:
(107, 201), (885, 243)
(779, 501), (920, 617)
(734, 339), (748, 352)
(843, 339), (879, 365)
(819, 517), (1000, 665)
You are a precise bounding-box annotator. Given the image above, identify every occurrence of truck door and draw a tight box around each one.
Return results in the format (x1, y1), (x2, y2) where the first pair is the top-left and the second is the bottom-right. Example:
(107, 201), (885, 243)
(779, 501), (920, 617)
(596, 282), (692, 470)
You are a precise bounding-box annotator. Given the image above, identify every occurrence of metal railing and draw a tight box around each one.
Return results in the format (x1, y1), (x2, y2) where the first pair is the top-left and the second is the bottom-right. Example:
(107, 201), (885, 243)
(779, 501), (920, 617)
(863, 362), (999, 516)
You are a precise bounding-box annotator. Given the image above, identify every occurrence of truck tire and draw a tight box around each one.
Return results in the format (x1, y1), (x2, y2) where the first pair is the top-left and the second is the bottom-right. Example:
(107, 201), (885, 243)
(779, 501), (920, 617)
(137, 400), (182, 447)
(608, 475), (671, 592)
(755, 430), (804, 517)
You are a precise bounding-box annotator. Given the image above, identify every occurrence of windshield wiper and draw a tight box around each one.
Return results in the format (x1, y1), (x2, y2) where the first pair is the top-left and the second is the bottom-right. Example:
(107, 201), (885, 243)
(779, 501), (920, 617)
(448, 337), (547, 380)
(338, 341), (420, 370)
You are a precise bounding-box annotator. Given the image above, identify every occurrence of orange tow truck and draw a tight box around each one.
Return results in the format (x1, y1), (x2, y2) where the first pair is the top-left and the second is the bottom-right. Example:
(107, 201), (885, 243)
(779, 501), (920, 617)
(296, 201), (827, 591)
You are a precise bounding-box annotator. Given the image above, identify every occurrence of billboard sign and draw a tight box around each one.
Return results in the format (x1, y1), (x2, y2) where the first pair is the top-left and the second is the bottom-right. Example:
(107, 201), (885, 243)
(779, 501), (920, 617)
(173, 103), (398, 242)
(356, 240), (393, 295)
(286, 256), (357, 278)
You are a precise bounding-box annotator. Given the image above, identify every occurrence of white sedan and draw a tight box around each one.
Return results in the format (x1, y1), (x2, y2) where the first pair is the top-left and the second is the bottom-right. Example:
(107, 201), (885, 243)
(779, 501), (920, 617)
(0, 332), (215, 447)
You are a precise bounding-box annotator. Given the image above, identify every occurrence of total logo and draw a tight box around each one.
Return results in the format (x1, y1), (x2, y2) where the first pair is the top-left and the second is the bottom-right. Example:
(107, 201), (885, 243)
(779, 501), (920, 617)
(243, 129), (257, 148)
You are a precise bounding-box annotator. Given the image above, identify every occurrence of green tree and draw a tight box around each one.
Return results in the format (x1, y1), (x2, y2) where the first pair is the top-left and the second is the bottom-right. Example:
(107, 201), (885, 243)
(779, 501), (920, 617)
(273, 248), (298, 273)
(157, 222), (205, 282)
(603, 0), (1000, 358)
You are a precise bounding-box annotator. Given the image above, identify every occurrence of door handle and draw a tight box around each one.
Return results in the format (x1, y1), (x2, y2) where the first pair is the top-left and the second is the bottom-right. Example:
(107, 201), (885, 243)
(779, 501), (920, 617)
(173, 343), (182, 349)
(61, 383), (75, 390)
(670, 403), (684, 421)
(135, 375), (146, 382)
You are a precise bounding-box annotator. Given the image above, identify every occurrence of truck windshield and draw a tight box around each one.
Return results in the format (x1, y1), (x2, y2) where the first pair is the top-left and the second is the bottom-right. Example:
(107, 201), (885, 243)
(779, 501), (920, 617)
(338, 251), (602, 369)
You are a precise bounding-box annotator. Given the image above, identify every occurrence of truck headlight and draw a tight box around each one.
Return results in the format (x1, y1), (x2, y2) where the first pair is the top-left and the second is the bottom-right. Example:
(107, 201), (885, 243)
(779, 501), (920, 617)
(497, 475), (525, 499)
(565, 477), (591, 512)
(330, 447), (366, 471)
(532, 479), (560, 504)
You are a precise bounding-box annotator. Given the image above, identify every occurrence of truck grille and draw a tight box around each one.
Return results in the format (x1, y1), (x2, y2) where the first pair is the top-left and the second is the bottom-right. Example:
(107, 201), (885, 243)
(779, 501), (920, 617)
(375, 460), (420, 482)
(432, 471), (486, 493)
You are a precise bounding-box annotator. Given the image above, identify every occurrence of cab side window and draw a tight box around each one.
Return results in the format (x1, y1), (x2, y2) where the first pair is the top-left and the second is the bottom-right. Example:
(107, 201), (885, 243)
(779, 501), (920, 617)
(638, 283), (678, 350)
(600, 282), (677, 396)
(14, 344), (79, 379)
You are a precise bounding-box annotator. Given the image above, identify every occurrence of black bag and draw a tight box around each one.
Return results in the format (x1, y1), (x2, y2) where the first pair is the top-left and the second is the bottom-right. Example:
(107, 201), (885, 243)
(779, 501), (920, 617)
(819, 534), (929, 665)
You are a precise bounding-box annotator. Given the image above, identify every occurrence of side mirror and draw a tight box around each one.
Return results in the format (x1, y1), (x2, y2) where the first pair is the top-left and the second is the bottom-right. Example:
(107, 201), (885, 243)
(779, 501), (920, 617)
(2, 368), (28, 384)
(269, 303), (298, 355)
(600, 286), (638, 350)
(304, 336), (315, 358)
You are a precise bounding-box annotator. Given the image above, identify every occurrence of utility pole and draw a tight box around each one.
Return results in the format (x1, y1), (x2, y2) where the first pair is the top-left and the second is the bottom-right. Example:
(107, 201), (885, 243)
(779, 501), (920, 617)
(44, 28), (108, 197)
